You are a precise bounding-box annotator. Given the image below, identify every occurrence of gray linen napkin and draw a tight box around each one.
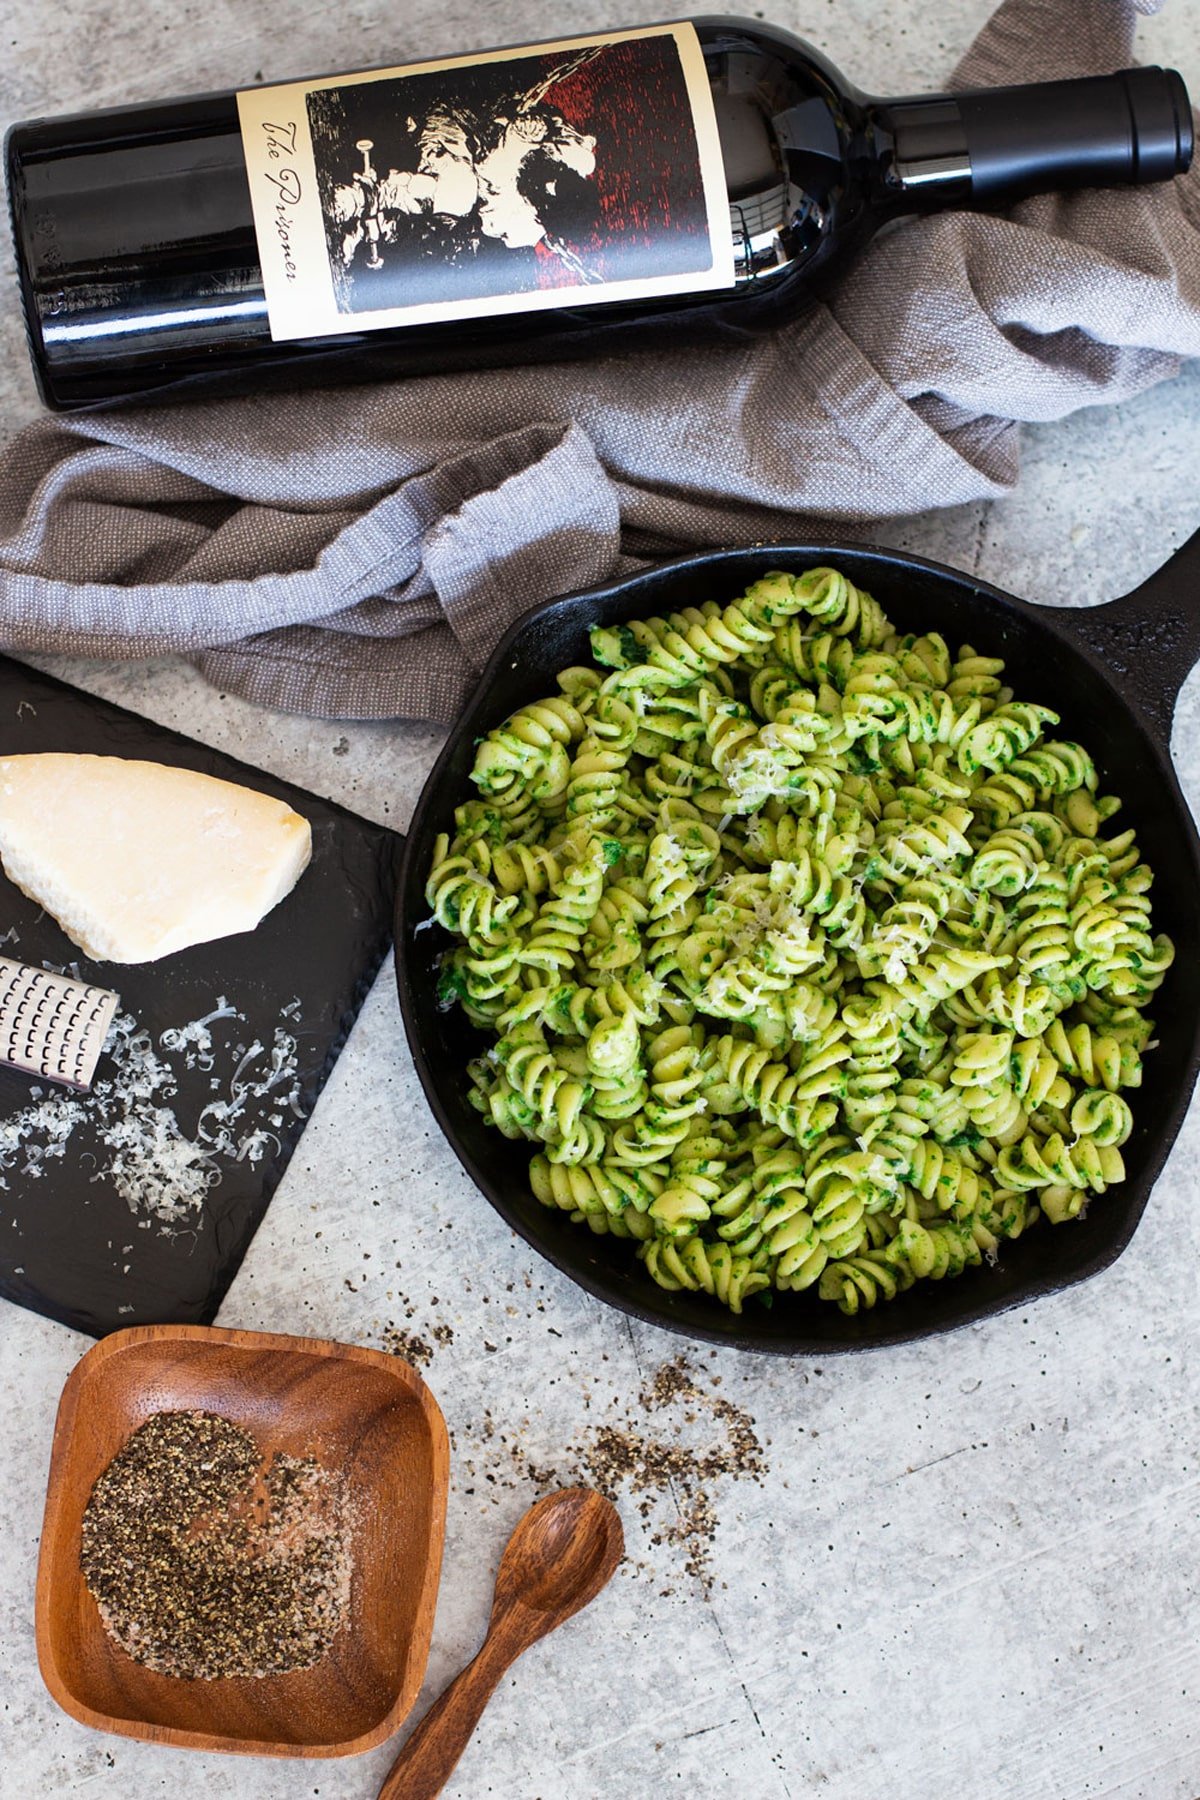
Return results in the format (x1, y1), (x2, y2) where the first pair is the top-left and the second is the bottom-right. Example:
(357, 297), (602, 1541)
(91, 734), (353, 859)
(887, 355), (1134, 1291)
(0, 0), (1196, 722)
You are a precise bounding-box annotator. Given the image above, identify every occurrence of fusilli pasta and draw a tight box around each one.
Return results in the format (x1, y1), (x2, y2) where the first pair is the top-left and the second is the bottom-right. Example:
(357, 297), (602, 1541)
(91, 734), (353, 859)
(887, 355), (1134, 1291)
(427, 568), (1172, 1315)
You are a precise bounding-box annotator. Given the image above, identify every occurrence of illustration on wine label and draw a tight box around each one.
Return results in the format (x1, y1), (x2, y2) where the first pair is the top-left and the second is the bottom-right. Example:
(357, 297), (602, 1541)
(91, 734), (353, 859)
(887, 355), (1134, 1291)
(236, 24), (735, 341)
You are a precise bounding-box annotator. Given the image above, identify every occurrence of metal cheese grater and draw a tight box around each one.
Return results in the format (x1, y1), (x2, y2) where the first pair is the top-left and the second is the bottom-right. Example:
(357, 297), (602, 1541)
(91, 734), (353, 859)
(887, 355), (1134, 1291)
(0, 958), (119, 1091)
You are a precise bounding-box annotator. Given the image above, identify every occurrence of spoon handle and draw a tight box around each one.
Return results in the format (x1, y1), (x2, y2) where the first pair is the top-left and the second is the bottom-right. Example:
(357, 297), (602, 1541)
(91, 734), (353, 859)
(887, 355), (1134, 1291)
(375, 1610), (537, 1800)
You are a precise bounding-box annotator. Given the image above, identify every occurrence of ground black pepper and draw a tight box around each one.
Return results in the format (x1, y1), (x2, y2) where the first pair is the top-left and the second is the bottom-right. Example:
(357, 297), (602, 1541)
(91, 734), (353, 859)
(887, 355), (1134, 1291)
(80, 1409), (354, 1679)
(578, 1356), (767, 1587)
(382, 1319), (454, 1370)
(467, 1354), (767, 1592)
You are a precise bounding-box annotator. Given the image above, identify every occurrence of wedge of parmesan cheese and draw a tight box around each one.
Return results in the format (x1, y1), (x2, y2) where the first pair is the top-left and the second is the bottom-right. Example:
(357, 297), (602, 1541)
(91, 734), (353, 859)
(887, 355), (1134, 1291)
(0, 754), (312, 964)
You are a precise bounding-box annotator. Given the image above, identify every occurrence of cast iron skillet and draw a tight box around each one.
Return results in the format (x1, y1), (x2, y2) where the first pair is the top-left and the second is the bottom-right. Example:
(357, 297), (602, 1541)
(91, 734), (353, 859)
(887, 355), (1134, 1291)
(396, 531), (1200, 1352)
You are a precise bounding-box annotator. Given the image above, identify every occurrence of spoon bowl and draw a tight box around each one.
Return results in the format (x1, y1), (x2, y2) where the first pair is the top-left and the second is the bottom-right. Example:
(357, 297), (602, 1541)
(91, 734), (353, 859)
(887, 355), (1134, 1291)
(494, 1487), (624, 1618)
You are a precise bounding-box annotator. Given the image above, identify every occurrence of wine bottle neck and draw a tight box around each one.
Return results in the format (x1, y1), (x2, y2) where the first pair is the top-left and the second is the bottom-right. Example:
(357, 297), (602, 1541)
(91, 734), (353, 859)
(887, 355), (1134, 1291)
(877, 67), (1193, 209)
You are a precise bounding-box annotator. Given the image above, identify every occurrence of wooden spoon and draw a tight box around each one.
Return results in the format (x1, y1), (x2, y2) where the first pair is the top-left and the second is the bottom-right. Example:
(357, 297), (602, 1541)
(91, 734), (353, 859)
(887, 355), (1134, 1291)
(376, 1486), (623, 1800)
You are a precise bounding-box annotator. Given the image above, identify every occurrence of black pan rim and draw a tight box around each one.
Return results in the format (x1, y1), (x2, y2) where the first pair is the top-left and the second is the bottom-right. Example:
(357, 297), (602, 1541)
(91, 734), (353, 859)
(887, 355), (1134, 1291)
(395, 540), (1200, 1354)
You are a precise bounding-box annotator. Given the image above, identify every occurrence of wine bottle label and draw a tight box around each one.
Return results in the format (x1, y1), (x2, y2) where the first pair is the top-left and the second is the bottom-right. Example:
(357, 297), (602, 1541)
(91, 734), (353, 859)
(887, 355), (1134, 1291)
(236, 24), (734, 342)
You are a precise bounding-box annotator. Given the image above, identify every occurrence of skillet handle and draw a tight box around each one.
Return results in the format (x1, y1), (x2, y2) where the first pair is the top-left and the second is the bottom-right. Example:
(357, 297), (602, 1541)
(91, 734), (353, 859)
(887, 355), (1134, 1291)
(1051, 521), (1200, 739)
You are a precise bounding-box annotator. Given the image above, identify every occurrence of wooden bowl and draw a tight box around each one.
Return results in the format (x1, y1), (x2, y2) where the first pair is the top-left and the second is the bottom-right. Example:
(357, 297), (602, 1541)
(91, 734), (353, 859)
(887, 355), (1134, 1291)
(35, 1324), (449, 1757)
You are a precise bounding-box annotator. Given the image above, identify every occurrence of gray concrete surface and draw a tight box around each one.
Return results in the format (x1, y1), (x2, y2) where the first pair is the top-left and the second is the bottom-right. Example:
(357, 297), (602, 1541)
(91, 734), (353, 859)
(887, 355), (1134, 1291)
(2, 3), (1200, 1798)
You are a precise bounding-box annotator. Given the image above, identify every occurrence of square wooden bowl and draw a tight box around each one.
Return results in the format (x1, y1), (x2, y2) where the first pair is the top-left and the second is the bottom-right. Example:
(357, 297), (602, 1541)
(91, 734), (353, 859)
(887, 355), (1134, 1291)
(35, 1324), (449, 1757)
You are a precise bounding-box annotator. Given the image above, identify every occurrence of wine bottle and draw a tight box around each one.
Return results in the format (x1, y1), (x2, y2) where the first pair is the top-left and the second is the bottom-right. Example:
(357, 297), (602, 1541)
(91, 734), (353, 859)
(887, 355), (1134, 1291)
(5, 18), (1193, 411)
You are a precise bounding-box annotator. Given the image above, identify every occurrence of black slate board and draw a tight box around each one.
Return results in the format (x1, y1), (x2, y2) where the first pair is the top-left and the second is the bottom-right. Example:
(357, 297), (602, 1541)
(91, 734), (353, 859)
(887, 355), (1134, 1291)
(0, 657), (401, 1338)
